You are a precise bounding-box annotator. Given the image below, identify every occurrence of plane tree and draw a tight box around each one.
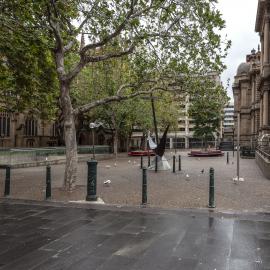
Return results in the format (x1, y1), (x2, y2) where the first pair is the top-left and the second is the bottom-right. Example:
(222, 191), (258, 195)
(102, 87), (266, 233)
(1, 0), (230, 190)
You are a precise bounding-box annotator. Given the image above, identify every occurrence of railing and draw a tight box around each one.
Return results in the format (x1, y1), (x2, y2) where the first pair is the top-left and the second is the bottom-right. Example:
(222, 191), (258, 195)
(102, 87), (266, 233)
(256, 147), (270, 161)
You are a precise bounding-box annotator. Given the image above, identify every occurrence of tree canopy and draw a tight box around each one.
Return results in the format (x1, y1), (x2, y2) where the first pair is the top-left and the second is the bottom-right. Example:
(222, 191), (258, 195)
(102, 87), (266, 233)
(0, 1), (58, 117)
(0, 0), (231, 189)
(188, 75), (229, 144)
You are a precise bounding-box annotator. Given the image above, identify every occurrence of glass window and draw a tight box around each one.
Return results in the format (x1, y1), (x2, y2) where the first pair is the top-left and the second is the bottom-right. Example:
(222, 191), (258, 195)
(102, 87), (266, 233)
(0, 112), (11, 137)
(25, 117), (38, 136)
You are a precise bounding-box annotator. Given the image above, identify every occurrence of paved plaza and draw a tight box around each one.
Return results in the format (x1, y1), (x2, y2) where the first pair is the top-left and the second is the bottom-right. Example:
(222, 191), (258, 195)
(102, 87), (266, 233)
(0, 150), (270, 211)
(0, 200), (270, 270)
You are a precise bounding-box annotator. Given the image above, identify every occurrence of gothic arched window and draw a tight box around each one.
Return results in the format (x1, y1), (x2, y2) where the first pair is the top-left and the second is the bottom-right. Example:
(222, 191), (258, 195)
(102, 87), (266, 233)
(25, 117), (38, 136)
(0, 112), (11, 137)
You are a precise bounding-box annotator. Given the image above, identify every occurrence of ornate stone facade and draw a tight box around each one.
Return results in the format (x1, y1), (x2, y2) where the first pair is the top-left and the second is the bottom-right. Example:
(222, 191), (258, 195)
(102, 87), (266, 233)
(233, 49), (261, 146)
(256, 0), (270, 136)
(0, 112), (57, 148)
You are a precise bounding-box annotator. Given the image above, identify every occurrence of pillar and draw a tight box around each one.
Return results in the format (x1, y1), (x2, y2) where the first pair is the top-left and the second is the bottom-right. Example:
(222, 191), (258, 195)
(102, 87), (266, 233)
(251, 76), (255, 104)
(251, 112), (254, 135)
(264, 18), (270, 64)
(263, 90), (269, 126)
(260, 97), (263, 128)
(261, 34), (264, 72)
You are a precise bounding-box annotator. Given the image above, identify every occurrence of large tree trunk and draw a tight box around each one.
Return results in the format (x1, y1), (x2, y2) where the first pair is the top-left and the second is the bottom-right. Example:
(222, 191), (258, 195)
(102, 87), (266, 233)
(60, 82), (78, 190)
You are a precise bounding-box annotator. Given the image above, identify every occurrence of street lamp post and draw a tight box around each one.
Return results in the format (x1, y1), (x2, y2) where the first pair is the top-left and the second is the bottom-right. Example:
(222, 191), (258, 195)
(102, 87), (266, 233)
(237, 112), (240, 180)
(142, 94), (159, 145)
(233, 112), (243, 182)
(89, 122), (103, 160)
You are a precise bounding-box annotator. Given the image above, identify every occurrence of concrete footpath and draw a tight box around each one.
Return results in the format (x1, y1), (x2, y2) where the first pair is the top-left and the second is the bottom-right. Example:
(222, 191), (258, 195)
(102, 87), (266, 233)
(0, 199), (270, 270)
(1, 151), (270, 211)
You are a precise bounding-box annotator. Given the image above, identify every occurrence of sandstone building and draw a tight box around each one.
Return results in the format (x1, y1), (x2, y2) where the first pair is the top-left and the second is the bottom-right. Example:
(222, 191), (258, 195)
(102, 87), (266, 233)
(0, 112), (57, 148)
(233, 0), (270, 178)
(232, 48), (261, 147)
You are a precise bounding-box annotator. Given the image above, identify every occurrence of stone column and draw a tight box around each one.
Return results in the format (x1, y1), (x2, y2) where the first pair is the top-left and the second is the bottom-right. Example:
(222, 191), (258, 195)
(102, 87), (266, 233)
(251, 76), (255, 104)
(264, 17), (270, 63)
(251, 112), (254, 135)
(263, 90), (269, 126)
(261, 34), (264, 72)
(260, 97), (263, 128)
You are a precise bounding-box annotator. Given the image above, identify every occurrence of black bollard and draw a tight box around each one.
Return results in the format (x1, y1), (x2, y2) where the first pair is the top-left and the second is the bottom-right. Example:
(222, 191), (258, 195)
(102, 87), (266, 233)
(155, 156), (158, 172)
(227, 152), (229, 164)
(142, 167), (147, 205)
(4, 166), (11, 196)
(140, 156), (143, 169)
(173, 155), (176, 173)
(86, 160), (98, 201)
(208, 167), (215, 208)
(46, 165), (51, 199)
(148, 155), (150, 167)
(178, 155), (181, 171)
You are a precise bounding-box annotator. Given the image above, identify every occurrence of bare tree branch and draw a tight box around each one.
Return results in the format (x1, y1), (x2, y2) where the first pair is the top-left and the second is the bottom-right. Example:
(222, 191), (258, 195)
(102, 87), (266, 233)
(63, 0), (100, 53)
(74, 83), (184, 116)
(74, 90), (152, 115)
(46, 4), (63, 51)
(80, 1), (136, 55)
(65, 44), (135, 83)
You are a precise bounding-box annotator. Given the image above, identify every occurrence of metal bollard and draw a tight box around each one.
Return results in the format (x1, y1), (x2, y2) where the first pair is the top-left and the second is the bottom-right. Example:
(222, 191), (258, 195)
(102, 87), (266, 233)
(227, 152), (229, 164)
(148, 155), (151, 167)
(4, 166), (11, 196)
(173, 155), (176, 173)
(208, 167), (215, 208)
(141, 156), (143, 169)
(142, 167), (147, 205)
(46, 165), (51, 199)
(155, 156), (158, 172)
(178, 155), (181, 171)
(86, 160), (98, 201)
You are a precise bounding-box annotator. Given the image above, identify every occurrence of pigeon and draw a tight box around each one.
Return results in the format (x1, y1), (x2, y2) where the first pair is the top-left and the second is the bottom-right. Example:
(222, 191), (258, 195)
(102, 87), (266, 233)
(133, 160), (136, 164)
(201, 169), (204, 174)
(185, 174), (190, 179)
(114, 163), (117, 167)
(128, 160), (131, 163)
(105, 165), (111, 169)
(103, 180), (111, 185)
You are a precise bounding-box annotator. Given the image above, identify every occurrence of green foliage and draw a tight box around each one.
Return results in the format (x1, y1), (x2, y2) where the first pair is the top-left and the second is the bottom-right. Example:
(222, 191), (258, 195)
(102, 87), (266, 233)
(71, 52), (178, 139)
(0, 1), (59, 118)
(1, 0), (230, 117)
(188, 76), (229, 141)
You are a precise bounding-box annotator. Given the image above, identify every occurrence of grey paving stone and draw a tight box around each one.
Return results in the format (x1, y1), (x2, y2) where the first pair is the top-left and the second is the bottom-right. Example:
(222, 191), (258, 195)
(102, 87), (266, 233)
(0, 201), (269, 270)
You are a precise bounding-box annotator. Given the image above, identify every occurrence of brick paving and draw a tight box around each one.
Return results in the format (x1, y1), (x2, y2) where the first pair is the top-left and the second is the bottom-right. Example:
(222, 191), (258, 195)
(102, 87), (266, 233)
(0, 150), (270, 211)
(0, 200), (270, 270)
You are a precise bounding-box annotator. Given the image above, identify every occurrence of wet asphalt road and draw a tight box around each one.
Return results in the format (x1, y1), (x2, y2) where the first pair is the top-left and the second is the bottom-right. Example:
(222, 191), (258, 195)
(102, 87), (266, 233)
(0, 200), (270, 270)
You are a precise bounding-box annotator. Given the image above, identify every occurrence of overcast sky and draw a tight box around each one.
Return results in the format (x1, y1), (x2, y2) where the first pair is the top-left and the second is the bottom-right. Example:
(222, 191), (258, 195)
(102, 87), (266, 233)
(216, 0), (259, 99)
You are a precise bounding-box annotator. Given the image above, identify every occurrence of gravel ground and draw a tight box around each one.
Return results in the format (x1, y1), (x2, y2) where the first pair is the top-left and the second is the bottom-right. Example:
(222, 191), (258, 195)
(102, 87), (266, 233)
(1, 150), (270, 211)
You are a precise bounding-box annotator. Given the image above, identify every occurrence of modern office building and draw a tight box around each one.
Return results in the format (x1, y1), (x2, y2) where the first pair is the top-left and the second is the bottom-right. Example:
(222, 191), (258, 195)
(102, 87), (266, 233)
(222, 102), (235, 141)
